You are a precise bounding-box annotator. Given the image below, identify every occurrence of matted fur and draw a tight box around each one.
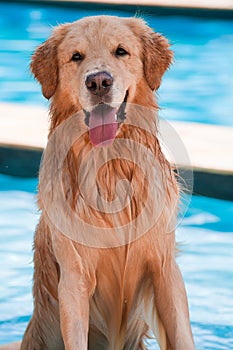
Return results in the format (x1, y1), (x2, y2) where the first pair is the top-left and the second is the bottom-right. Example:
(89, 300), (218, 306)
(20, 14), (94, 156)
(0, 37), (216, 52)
(0, 16), (195, 350)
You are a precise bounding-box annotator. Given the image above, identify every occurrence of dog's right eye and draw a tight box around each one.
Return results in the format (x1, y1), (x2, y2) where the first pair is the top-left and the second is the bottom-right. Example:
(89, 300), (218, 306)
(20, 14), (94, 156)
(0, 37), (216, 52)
(71, 52), (83, 62)
(115, 47), (129, 57)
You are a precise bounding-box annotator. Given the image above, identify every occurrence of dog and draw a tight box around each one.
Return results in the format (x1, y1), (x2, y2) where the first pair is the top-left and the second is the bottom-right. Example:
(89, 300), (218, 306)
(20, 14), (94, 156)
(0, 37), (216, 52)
(1, 16), (195, 350)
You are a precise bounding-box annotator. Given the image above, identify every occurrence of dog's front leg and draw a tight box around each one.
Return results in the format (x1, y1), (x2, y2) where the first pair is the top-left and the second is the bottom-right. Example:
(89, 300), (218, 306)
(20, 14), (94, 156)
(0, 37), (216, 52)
(150, 259), (195, 350)
(58, 273), (90, 350)
(53, 233), (92, 350)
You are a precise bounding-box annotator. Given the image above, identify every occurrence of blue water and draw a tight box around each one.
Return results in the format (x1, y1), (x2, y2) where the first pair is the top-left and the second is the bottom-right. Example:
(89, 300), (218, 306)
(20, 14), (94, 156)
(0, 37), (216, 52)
(0, 2), (233, 125)
(0, 174), (233, 348)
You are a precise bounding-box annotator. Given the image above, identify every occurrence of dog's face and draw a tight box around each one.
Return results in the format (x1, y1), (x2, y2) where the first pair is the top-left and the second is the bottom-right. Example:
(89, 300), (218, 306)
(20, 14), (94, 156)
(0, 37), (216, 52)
(58, 17), (142, 110)
(31, 16), (172, 146)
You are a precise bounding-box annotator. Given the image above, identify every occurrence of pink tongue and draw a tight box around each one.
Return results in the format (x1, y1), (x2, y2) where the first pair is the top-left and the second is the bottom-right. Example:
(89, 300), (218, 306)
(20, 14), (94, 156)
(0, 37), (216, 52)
(89, 105), (118, 146)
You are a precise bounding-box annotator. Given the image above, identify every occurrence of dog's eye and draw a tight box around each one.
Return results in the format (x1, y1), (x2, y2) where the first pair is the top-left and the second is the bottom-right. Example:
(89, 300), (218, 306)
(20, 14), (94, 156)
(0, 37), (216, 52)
(71, 52), (83, 62)
(115, 47), (129, 57)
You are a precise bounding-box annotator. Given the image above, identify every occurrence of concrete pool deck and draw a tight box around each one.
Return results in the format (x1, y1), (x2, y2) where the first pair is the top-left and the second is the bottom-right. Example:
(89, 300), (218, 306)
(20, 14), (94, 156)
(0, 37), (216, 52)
(23, 0), (233, 18)
(46, 0), (233, 10)
(25, 0), (233, 10)
(0, 102), (232, 200)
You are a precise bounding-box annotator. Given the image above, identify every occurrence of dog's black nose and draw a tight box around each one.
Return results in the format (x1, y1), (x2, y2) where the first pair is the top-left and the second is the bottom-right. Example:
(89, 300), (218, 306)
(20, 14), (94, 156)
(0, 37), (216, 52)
(85, 71), (113, 96)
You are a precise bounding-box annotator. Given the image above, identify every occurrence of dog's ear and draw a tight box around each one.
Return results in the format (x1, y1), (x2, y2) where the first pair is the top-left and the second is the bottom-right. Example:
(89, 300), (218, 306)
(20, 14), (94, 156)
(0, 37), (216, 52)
(31, 36), (59, 99)
(30, 25), (69, 99)
(143, 30), (173, 91)
(125, 18), (173, 91)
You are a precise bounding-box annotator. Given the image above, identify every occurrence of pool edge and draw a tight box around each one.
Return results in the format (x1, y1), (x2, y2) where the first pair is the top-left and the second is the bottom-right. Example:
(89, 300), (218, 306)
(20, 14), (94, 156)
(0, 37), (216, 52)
(1, 143), (233, 201)
(3, 0), (233, 19)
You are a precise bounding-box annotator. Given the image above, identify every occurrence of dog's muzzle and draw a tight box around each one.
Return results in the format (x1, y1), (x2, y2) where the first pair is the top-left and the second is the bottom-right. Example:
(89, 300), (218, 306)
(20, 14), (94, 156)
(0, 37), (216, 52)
(84, 91), (128, 147)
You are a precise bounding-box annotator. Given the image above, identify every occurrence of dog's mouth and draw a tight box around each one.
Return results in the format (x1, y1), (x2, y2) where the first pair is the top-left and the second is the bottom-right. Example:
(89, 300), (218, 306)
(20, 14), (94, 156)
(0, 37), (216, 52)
(84, 91), (128, 147)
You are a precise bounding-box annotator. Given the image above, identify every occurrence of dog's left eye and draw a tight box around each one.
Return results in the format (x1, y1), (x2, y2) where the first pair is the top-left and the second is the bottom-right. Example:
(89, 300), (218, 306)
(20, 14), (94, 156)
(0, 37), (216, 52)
(115, 47), (129, 57)
(71, 52), (83, 61)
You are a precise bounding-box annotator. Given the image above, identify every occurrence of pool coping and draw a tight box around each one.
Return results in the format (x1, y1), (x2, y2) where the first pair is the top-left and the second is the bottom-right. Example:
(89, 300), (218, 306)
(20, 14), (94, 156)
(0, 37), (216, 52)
(0, 103), (232, 201)
(5, 0), (233, 18)
(24, 0), (233, 9)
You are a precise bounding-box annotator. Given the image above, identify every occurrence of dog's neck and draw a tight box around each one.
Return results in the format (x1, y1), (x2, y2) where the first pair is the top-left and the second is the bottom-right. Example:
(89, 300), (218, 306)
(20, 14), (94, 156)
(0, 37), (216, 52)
(39, 87), (178, 243)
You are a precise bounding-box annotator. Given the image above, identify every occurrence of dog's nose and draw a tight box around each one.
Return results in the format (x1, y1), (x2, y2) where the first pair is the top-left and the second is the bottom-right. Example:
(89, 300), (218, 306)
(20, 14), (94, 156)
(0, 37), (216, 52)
(85, 71), (113, 96)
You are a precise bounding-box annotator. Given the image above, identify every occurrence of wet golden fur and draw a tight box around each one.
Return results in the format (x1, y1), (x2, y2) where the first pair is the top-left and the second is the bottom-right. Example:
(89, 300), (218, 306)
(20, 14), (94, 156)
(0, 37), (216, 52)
(0, 16), (195, 350)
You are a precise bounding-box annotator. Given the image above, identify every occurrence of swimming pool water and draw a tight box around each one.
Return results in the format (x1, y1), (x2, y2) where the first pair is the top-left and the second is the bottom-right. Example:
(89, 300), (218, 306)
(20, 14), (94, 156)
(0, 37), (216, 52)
(0, 174), (233, 349)
(0, 2), (233, 126)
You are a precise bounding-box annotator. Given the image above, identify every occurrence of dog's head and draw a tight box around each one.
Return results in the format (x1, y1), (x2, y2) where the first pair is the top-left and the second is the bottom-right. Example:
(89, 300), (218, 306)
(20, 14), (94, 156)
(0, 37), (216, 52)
(31, 16), (172, 146)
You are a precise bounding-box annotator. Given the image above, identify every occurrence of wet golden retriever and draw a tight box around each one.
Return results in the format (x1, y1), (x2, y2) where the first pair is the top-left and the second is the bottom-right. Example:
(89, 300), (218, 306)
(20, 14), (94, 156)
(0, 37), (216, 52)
(1, 16), (195, 350)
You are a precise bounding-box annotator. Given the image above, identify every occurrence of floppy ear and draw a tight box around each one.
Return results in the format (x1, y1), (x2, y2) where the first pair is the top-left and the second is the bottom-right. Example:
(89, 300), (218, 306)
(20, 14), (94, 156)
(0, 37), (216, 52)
(125, 18), (173, 91)
(30, 25), (69, 99)
(143, 30), (173, 91)
(31, 36), (59, 99)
